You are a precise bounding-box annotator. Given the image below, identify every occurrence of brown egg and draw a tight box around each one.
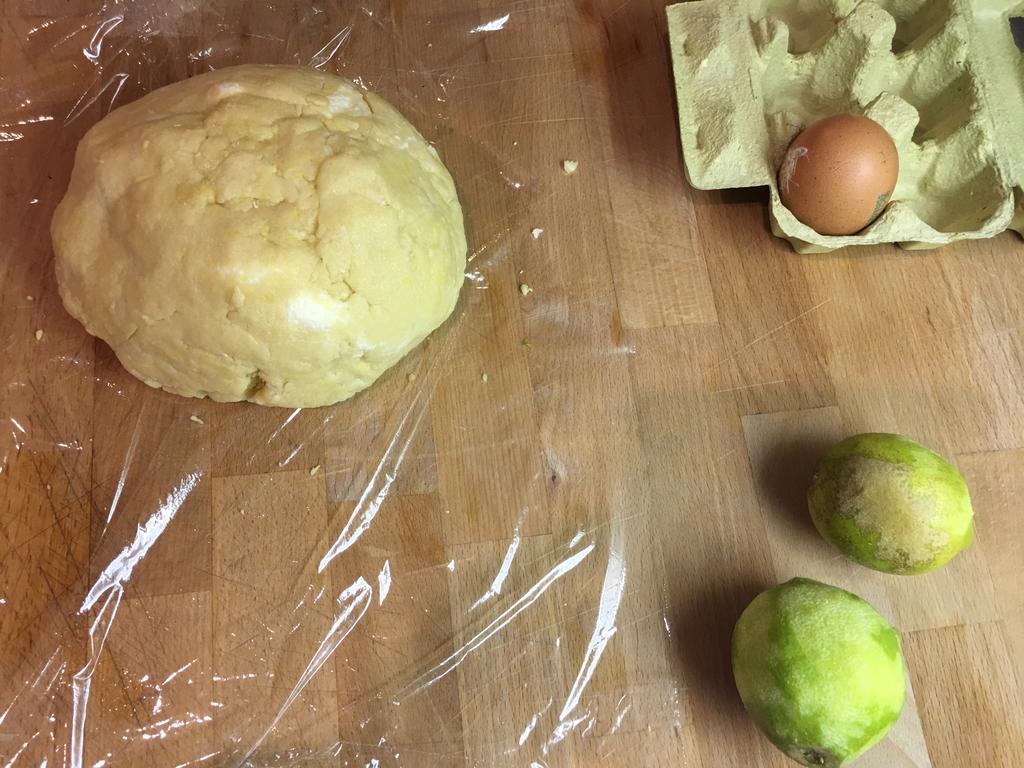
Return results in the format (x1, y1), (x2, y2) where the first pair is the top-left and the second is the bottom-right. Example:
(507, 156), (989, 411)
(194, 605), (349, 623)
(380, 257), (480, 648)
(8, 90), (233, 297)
(778, 114), (899, 236)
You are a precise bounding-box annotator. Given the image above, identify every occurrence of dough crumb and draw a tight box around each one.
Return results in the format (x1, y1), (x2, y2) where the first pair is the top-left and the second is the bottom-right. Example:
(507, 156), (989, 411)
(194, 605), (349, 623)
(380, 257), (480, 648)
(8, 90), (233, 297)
(561, 159), (579, 175)
(26, 295), (34, 301)
(407, 372), (417, 383)
(34, 329), (44, 341)
(519, 283), (532, 296)
(530, 227), (543, 240)
(481, 372), (489, 382)
(310, 464), (321, 476)
(189, 414), (205, 425)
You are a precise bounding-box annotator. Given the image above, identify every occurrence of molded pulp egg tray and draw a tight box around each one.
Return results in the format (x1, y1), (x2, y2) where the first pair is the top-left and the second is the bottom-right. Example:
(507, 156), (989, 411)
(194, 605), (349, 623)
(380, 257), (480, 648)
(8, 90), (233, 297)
(667, 0), (1024, 253)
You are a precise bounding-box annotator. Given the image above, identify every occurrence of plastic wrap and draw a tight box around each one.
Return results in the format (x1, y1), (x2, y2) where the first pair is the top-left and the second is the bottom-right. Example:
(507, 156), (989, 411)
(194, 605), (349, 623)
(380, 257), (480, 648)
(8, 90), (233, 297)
(1, 1), (683, 766)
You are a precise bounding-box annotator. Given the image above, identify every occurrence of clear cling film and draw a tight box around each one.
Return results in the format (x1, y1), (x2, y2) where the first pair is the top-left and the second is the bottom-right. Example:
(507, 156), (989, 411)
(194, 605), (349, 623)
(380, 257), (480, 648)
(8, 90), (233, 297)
(0, 2), (682, 766)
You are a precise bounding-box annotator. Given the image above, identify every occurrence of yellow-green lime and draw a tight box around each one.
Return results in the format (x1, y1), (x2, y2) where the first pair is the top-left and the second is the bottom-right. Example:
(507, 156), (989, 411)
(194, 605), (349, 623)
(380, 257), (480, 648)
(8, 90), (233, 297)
(732, 578), (905, 767)
(808, 433), (973, 575)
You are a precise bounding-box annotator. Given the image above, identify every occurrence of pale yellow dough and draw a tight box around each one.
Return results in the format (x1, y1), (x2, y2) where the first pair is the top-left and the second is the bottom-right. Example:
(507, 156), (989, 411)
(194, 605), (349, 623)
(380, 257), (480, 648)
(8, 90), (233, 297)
(52, 65), (466, 407)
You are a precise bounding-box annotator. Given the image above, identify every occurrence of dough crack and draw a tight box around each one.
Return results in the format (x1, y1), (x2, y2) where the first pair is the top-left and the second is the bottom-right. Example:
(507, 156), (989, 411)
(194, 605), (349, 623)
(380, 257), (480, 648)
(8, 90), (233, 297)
(245, 369), (267, 398)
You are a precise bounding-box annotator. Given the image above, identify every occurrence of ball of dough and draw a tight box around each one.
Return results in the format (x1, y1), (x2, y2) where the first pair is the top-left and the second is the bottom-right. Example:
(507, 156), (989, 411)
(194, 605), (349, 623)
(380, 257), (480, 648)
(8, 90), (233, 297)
(52, 65), (466, 407)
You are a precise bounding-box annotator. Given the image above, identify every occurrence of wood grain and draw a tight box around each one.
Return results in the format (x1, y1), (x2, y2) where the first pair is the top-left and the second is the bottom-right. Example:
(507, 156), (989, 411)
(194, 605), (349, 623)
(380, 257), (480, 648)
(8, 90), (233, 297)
(1, 1), (1022, 766)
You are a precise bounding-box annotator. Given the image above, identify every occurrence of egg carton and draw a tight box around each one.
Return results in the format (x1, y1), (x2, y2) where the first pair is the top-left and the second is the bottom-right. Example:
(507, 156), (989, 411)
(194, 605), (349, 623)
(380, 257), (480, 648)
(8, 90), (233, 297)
(667, 0), (1024, 253)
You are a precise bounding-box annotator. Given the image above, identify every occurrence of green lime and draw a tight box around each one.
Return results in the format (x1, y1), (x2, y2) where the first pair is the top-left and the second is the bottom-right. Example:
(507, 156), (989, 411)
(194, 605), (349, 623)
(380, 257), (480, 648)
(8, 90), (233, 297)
(732, 578), (905, 767)
(808, 433), (973, 575)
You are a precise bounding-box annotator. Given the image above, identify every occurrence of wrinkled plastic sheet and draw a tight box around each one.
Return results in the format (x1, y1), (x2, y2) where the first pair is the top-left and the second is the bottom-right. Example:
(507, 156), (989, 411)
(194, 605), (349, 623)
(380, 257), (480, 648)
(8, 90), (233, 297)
(1, 2), (680, 765)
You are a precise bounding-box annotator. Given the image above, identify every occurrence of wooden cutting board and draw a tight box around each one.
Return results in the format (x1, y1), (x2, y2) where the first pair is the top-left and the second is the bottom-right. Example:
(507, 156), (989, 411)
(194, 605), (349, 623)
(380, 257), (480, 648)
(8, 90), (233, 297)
(1, 1), (1022, 766)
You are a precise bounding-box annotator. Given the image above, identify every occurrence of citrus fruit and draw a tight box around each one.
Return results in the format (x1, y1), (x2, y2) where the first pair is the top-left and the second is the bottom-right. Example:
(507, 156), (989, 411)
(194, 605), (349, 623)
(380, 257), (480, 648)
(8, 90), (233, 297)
(807, 433), (973, 575)
(732, 577), (905, 767)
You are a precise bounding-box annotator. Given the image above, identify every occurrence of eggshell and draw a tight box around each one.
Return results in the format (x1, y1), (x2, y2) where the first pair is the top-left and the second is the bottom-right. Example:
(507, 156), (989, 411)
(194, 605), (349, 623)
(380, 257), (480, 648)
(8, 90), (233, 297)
(778, 114), (899, 236)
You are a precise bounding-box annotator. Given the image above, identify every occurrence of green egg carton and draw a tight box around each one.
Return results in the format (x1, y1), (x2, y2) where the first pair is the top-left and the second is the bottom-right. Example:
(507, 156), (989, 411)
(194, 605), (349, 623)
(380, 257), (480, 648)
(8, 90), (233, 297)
(667, 0), (1024, 253)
